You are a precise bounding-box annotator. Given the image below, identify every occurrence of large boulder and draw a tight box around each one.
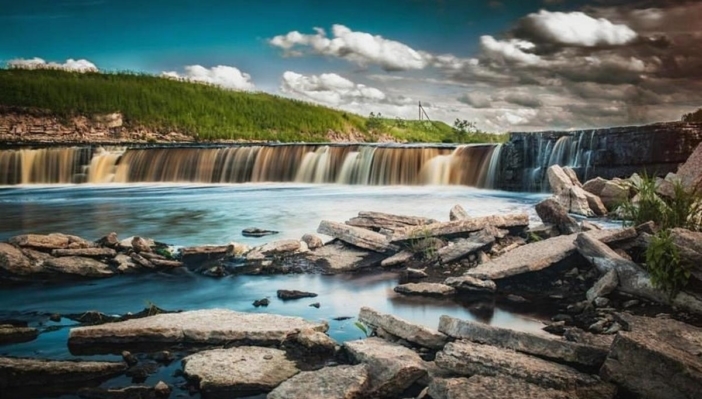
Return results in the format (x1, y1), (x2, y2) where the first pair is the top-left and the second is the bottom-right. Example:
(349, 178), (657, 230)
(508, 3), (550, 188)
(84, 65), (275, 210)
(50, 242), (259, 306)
(547, 165), (573, 195)
(600, 314), (702, 399)
(535, 198), (580, 235)
(0, 357), (126, 389)
(358, 307), (448, 349)
(182, 347), (299, 398)
(583, 177), (608, 197)
(68, 309), (328, 348)
(0, 243), (41, 276)
(343, 337), (428, 397)
(676, 142), (702, 191)
(436, 341), (616, 399)
(670, 228), (702, 282)
(599, 181), (630, 210)
(267, 365), (370, 399)
(556, 186), (595, 217)
(438, 316), (610, 369)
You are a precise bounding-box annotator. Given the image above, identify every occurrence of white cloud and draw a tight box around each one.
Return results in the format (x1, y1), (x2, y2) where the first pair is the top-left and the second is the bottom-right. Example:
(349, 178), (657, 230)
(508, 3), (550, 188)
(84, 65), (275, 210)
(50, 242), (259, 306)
(162, 65), (255, 91)
(480, 36), (541, 65)
(7, 57), (98, 72)
(280, 71), (386, 106)
(270, 25), (428, 71)
(519, 10), (638, 47)
(457, 92), (492, 109)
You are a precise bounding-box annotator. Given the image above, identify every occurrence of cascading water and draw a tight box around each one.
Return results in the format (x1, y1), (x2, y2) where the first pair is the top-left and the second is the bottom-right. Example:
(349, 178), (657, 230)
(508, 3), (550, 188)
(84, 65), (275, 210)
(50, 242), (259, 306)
(0, 144), (503, 188)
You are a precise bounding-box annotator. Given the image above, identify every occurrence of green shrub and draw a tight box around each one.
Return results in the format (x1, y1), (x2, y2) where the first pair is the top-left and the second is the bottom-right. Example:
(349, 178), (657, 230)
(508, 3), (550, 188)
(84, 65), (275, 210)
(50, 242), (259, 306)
(645, 230), (689, 298)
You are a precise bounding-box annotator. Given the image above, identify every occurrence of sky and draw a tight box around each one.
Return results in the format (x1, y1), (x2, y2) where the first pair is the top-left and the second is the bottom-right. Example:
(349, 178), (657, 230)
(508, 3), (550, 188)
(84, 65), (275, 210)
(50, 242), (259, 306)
(2, 0), (701, 132)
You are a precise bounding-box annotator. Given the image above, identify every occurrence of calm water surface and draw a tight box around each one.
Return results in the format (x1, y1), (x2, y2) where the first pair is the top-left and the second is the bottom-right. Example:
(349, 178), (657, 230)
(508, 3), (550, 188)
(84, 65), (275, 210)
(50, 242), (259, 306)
(0, 184), (552, 397)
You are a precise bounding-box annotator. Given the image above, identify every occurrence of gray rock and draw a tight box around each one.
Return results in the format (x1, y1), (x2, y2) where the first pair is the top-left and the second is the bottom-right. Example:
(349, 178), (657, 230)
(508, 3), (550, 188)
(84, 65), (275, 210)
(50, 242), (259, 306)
(380, 250), (414, 267)
(68, 309), (327, 347)
(182, 347), (299, 398)
(449, 204), (470, 221)
(44, 256), (114, 278)
(394, 283), (456, 296)
(556, 186), (595, 217)
(536, 198), (581, 235)
(301, 234), (324, 250)
(599, 181), (630, 210)
(466, 228), (636, 281)
(131, 237), (152, 253)
(97, 232), (119, 248)
(563, 167), (582, 187)
(670, 228), (702, 282)
(305, 240), (386, 272)
(436, 230), (496, 264)
(391, 213), (529, 242)
(444, 275), (496, 294)
(428, 376), (577, 399)
(438, 316), (609, 369)
(318, 220), (397, 253)
(547, 165), (573, 195)
(583, 177), (608, 197)
(436, 341), (615, 399)
(246, 240), (303, 260)
(343, 337), (427, 398)
(405, 267), (428, 279)
(51, 247), (117, 258)
(583, 190), (608, 216)
(292, 329), (337, 353)
(267, 365), (369, 399)
(179, 245), (229, 266)
(358, 307), (447, 349)
(594, 297), (610, 307)
(676, 142), (702, 191)
(600, 314), (702, 399)
(345, 211), (437, 232)
(586, 269), (619, 302)
(277, 289), (317, 300)
(0, 357), (126, 389)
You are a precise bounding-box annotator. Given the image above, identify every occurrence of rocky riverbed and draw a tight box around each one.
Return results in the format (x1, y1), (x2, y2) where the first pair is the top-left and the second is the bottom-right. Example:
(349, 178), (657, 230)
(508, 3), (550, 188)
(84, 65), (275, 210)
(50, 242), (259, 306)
(1, 145), (701, 398)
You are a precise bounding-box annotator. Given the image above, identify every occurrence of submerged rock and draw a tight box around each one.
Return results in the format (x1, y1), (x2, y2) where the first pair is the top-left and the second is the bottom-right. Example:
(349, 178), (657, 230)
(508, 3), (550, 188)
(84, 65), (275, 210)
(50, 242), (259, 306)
(253, 298), (270, 307)
(394, 283), (456, 296)
(242, 227), (279, 237)
(68, 309), (328, 347)
(358, 307), (447, 349)
(268, 364), (369, 399)
(0, 357), (126, 389)
(277, 290), (318, 300)
(344, 337), (428, 398)
(0, 324), (39, 345)
(182, 347), (299, 398)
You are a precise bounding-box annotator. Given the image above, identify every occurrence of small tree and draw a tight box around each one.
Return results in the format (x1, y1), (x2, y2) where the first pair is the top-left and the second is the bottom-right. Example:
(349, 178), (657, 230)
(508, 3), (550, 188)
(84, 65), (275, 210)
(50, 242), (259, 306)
(452, 119), (477, 141)
(366, 112), (384, 131)
(682, 108), (702, 122)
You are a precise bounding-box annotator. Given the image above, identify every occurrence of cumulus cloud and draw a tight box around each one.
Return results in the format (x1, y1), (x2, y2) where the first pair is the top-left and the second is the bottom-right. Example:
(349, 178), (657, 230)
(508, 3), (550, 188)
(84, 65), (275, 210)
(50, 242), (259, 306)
(162, 65), (255, 91)
(269, 25), (428, 71)
(280, 71), (387, 106)
(516, 10), (638, 47)
(7, 57), (98, 72)
(458, 92), (492, 108)
(504, 92), (543, 108)
(480, 36), (541, 65)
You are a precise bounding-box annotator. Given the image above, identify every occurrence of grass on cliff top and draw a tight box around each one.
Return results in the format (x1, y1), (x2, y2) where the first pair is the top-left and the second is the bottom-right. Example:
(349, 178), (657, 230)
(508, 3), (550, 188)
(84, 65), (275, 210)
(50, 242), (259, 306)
(0, 68), (502, 143)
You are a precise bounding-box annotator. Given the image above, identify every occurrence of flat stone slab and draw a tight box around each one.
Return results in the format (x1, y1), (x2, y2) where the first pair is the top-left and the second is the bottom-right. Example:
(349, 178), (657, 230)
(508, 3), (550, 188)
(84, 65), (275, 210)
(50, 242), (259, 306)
(391, 213), (529, 242)
(394, 283), (456, 296)
(305, 241), (386, 272)
(182, 347), (299, 398)
(0, 324), (38, 345)
(268, 365), (370, 399)
(466, 228), (636, 280)
(51, 248), (117, 258)
(436, 341), (615, 399)
(438, 316), (609, 369)
(0, 357), (126, 388)
(359, 307), (447, 349)
(68, 309), (328, 347)
(444, 275), (496, 294)
(44, 256), (114, 278)
(344, 337), (427, 398)
(600, 314), (702, 399)
(428, 376), (577, 399)
(318, 220), (397, 253)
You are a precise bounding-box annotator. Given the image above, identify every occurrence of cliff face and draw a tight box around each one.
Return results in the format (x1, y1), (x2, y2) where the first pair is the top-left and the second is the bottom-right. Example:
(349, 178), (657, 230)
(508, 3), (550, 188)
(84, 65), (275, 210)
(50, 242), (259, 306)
(0, 107), (194, 145)
(495, 122), (702, 191)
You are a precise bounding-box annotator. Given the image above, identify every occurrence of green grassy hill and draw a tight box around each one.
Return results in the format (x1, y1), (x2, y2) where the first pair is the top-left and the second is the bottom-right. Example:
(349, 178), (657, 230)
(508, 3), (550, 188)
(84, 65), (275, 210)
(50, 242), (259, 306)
(0, 69), (503, 143)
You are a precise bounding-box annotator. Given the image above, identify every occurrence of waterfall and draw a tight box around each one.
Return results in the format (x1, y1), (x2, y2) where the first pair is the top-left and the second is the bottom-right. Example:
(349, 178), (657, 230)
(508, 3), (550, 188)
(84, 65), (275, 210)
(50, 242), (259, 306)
(0, 144), (504, 188)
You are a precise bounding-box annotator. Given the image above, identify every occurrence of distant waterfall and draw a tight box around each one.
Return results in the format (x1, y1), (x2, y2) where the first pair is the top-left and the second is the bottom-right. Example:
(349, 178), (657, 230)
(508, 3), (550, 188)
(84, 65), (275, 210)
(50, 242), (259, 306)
(0, 144), (504, 188)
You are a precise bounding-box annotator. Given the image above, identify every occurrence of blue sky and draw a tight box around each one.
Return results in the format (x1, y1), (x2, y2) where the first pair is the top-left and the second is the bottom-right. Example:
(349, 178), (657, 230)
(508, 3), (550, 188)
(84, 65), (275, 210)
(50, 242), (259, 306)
(3, 0), (702, 131)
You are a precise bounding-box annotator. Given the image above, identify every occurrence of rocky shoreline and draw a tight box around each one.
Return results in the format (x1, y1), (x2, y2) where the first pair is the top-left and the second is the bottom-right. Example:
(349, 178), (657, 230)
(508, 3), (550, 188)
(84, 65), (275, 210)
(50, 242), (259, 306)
(1, 145), (701, 398)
